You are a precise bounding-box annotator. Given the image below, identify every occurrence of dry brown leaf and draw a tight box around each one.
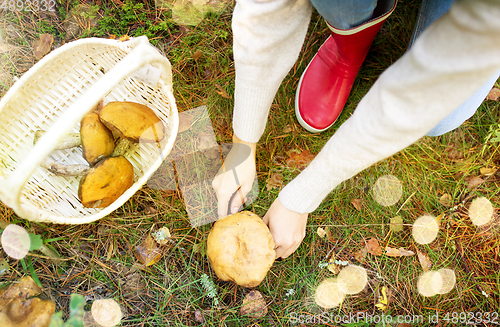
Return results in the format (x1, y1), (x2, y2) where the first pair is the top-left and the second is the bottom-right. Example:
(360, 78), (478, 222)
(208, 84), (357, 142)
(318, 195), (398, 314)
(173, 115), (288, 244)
(399, 248), (415, 256)
(178, 112), (194, 133)
(239, 290), (267, 318)
(134, 235), (162, 266)
(266, 173), (283, 191)
(439, 194), (452, 207)
(316, 227), (327, 239)
(283, 124), (293, 133)
(194, 309), (205, 323)
(354, 247), (368, 263)
(285, 149), (315, 171)
(33, 34), (54, 60)
(385, 247), (415, 257)
(385, 247), (401, 257)
(465, 175), (484, 189)
(214, 84), (231, 99)
(416, 249), (432, 271)
(486, 87), (500, 101)
(191, 50), (203, 61)
(351, 199), (362, 211)
(480, 167), (497, 176)
(365, 238), (383, 256)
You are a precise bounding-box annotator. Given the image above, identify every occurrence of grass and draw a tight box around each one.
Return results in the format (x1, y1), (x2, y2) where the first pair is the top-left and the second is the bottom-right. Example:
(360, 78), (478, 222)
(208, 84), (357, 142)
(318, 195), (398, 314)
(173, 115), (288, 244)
(1, 0), (500, 326)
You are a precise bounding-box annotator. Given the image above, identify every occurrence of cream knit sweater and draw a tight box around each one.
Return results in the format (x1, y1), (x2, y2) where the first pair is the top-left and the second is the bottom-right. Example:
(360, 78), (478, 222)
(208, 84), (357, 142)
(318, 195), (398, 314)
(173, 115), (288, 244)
(232, 0), (500, 214)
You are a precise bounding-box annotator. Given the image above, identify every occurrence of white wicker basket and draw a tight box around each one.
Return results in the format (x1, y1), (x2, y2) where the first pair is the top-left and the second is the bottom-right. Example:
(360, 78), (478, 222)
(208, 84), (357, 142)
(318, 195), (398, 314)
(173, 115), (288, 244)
(0, 36), (178, 224)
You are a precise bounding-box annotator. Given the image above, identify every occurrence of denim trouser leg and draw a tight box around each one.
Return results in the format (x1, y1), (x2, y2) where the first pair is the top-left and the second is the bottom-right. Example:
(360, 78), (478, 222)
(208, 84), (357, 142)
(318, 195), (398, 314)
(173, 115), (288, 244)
(410, 0), (500, 136)
(309, 0), (377, 30)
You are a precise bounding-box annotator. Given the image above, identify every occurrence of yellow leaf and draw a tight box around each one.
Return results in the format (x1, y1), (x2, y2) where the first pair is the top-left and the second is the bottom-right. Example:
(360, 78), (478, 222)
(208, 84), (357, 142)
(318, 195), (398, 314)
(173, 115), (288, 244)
(327, 257), (341, 274)
(375, 286), (388, 311)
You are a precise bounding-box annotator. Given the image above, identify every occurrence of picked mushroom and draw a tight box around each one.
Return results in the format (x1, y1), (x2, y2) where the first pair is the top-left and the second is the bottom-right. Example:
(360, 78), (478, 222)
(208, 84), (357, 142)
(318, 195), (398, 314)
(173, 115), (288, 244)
(207, 211), (276, 288)
(78, 156), (134, 208)
(0, 276), (56, 327)
(99, 101), (165, 156)
(80, 112), (115, 165)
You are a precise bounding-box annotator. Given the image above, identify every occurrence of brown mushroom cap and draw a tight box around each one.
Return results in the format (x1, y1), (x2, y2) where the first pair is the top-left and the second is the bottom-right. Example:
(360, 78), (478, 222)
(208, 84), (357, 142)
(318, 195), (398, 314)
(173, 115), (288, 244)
(80, 112), (115, 165)
(207, 211), (276, 288)
(99, 101), (165, 143)
(78, 156), (134, 208)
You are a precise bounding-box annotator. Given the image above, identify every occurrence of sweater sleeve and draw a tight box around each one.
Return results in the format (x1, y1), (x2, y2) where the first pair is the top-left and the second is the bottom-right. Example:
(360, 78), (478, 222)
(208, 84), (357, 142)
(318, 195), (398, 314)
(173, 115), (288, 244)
(279, 0), (500, 214)
(232, 0), (312, 143)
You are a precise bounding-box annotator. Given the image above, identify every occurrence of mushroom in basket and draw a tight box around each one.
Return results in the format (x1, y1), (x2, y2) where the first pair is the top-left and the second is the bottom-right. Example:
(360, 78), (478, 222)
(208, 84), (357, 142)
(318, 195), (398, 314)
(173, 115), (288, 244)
(33, 101), (165, 209)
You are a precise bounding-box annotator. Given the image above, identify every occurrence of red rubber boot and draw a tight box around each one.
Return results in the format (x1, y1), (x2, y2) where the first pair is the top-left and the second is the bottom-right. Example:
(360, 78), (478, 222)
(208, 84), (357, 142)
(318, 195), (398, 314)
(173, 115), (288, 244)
(295, 0), (397, 133)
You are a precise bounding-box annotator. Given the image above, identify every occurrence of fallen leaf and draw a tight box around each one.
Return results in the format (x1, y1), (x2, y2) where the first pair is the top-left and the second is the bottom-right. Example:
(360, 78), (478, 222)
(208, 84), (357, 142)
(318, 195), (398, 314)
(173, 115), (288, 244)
(134, 235), (162, 266)
(33, 34), (54, 59)
(285, 149), (315, 171)
(178, 112), (194, 133)
(375, 286), (390, 311)
(390, 216), (404, 232)
(365, 237), (383, 256)
(399, 248), (415, 256)
(283, 124), (293, 133)
(439, 194), (452, 207)
(316, 227), (327, 239)
(465, 175), (484, 188)
(191, 50), (203, 60)
(351, 199), (362, 211)
(327, 257), (341, 274)
(416, 249), (432, 271)
(385, 247), (401, 257)
(239, 290), (267, 318)
(354, 247), (368, 263)
(0, 258), (9, 276)
(214, 84), (231, 99)
(194, 309), (205, 323)
(266, 173), (283, 191)
(152, 227), (171, 246)
(118, 35), (130, 42)
(480, 167), (497, 176)
(486, 87), (500, 101)
(385, 247), (414, 257)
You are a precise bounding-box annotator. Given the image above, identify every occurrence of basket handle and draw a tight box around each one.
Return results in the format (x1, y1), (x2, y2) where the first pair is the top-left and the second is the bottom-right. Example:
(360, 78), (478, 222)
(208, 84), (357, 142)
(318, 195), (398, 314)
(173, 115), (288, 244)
(3, 37), (172, 216)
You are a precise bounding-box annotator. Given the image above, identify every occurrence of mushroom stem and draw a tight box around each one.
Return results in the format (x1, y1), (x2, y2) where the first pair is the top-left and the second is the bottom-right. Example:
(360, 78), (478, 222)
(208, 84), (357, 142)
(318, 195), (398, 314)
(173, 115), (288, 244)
(33, 130), (82, 150)
(40, 158), (90, 176)
(111, 138), (131, 157)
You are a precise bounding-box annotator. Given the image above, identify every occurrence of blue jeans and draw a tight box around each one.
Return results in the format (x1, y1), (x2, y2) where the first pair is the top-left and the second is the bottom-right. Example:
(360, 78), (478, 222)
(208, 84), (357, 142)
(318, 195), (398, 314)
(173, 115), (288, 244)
(309, 0), (500, 136)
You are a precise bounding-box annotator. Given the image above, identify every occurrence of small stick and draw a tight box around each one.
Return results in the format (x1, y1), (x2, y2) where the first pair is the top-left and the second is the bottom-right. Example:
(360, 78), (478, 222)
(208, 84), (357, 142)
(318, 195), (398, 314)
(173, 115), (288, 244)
(40, 158), (90, 176)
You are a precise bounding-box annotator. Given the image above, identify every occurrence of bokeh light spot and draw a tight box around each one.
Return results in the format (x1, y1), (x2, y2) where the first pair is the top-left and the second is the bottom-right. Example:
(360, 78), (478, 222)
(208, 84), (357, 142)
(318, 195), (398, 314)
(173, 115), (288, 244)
(1, 224), (30, 260)
(314, 278), (346, 309)
(468, 197), (494, 226)
(372, 174), (403, 206)
(337, 265), (368, 295)
(412, 215), (439, 244)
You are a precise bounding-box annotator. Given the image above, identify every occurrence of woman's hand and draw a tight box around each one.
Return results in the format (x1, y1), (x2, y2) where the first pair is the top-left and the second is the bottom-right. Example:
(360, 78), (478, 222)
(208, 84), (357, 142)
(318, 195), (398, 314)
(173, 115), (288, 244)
(263, 197), (308, 259)
(212, 135), (257, 218)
